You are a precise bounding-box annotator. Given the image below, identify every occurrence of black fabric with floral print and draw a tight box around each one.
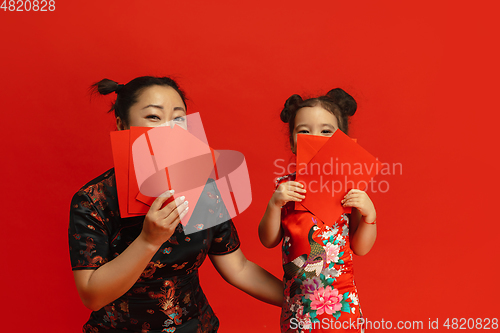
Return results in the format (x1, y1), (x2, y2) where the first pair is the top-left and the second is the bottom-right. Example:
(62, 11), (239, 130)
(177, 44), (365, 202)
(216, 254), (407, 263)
(69, 169), (240, 333)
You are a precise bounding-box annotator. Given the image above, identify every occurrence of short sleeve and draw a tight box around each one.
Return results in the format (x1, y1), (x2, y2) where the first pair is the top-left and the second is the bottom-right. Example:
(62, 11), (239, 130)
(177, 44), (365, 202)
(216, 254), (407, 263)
(68, 190), (111, 270)
(206, 181), (240, 255)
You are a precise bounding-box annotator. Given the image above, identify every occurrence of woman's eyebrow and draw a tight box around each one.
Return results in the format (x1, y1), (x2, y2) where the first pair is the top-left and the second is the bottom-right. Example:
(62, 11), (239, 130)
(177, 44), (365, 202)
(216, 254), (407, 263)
(141, 105), (186, 112)
(142, 104), (163, 110)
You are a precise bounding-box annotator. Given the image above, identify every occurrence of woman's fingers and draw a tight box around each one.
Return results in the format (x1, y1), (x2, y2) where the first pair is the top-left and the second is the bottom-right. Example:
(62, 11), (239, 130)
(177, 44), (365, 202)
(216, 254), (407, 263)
(150, 190), (175, 211)
(169, 204), (190, 228)
(160, 196), (189, 222)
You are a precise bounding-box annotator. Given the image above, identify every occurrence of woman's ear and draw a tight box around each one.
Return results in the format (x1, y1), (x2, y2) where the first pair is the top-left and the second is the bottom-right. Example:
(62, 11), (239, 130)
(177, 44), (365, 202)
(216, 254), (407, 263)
(116, 117), (125, 131)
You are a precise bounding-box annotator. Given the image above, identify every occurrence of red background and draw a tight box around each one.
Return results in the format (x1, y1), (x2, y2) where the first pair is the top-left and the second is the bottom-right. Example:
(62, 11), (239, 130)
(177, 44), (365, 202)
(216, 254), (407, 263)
(1, 1), (499, 332)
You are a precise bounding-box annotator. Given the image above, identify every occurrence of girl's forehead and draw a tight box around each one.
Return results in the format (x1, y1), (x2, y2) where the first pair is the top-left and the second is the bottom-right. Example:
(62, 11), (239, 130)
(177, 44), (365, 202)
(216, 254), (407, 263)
(295, 106), (338, 125)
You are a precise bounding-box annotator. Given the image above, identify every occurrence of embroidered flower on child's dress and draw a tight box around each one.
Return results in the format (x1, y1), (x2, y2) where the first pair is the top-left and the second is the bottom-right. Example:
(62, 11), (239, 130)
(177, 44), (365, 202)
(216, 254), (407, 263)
(295, 305), (312, 329)
(342, 225), (349, 237)
(301, 277), (322, 294)
(308, 286), (343, 316)
(320, 230), (335, 239)
(324, 267), (341, 279)
(348, 292), (359, 305)
(335, 234), (346, 247)
(324, 243), (340, 264)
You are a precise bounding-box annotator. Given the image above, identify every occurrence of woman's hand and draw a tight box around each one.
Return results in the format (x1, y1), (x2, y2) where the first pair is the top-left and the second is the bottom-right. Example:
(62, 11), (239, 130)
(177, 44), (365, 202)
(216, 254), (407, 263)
(139, 190), (190, 248)
(74, 189), (190, 311)
(341, 189), (376, 223)
(270, 181), (306, 208)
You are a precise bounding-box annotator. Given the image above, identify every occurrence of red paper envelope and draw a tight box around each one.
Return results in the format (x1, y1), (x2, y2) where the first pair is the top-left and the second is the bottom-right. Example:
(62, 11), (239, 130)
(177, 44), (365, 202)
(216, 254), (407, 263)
(296, 131), (382, 226)
(295, 135), (329, 211)
(110, 114), (253, 233)
(112, 125), (221, 224)
(128, 127), (154, 215)
(110, 130), (143, 218)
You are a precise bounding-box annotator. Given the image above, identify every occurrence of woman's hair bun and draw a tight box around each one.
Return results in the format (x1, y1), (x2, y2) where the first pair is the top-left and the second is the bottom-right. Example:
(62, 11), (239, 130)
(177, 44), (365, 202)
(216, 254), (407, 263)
(326, 88), (357, 116)
(280, 94), (303, 123)
(93, 78), (121, 95)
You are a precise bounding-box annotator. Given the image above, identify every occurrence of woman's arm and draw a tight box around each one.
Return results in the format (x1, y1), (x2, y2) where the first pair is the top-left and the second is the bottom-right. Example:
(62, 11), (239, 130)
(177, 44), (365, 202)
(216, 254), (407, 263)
(73, 193), (188, 311)
(209, 249), (283, 306)
(258, 181), (305, 248)
(342, 189), (377, 256)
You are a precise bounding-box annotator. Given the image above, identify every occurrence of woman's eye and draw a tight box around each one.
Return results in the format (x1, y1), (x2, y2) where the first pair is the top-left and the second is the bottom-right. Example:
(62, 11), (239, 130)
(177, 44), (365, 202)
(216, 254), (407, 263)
(173, 116), (186, 122)
(146, 115), (160, 121)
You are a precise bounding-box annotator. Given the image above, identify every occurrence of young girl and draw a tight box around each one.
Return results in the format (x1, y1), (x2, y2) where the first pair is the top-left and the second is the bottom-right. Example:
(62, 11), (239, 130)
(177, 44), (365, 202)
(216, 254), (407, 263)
(259, 89), (377, 332)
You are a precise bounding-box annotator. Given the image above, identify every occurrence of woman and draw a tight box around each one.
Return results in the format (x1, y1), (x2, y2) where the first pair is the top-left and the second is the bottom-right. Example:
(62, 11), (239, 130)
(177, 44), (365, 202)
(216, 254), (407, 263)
(69, 76), (282, 332)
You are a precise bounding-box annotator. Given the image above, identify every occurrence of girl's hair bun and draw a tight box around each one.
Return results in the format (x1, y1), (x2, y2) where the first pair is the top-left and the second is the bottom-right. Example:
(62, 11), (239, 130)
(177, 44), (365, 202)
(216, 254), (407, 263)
(281, 94), (303, 123)
(94, 78), (121, 95)
(326, 88), (357, 116)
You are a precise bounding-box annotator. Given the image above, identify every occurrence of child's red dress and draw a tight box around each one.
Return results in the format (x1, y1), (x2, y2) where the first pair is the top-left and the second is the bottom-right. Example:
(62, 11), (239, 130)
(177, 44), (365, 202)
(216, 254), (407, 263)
(277, 173), (365, 333)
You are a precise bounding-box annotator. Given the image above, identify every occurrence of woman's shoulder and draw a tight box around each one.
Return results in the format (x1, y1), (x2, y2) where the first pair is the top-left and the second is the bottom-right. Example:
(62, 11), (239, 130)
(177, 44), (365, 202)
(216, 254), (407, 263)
(72, 168), (117, 210)
(76, 168), (115, 194)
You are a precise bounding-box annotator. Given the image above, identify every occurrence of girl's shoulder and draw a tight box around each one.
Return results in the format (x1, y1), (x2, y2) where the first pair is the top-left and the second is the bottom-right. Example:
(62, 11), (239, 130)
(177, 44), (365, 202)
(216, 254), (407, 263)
(274, 172), (296, 188)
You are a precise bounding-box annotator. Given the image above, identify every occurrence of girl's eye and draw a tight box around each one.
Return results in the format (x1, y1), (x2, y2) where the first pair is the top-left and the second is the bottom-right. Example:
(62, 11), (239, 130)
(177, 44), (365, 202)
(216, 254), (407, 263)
(322, 130), (333, 134)
(147, 115), (160, 121)
(298, 130), (309, 134)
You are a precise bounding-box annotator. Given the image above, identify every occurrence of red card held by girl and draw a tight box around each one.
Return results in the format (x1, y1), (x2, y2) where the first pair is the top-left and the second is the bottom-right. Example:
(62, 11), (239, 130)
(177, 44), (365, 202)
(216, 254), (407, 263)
(296, 130), (382, 226)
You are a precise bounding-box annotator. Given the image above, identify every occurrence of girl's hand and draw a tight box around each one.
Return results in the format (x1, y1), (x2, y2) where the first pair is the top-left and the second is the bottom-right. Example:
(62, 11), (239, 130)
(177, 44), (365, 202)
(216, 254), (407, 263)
(139, 190), (190, 248)
(270, 181), (306, 208)
(341, 189), (376, 222)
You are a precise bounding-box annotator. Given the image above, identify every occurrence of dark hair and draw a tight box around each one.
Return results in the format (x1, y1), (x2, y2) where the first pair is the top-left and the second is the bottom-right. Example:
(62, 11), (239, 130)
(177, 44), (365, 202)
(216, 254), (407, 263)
(91, 76), (187, 127)
(280, 88), (357, 148)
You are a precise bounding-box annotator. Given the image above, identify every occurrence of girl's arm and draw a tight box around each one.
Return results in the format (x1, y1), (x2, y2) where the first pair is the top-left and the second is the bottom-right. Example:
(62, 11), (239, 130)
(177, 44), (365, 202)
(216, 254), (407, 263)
(73, 193), (188, 311)
(258, 181), (306, 248)
(342, 189), (377, 256)
(209, 248), (283, 306)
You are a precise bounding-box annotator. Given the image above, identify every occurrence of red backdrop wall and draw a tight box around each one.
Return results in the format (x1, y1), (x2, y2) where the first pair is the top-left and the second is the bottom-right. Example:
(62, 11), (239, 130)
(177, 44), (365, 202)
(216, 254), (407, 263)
(1, 1), (499, 332)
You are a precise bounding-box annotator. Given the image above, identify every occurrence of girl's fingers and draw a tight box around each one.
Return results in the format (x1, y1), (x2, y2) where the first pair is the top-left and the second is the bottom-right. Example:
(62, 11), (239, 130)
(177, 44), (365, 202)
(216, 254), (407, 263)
(288, 181), (305, 188)
(342, 199), (360, 207)
(288, 190), (306, 199)
(282, 183), (306, 193)
(288, 192), (305, 201)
